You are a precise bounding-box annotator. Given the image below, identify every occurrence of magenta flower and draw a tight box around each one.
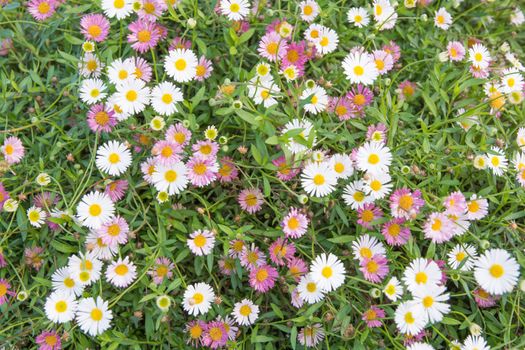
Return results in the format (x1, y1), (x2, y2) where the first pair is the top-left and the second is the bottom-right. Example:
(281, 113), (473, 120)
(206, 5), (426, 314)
(443, 191), (467, 215)
(185, 320), (206, 347)
(272, 155), (300, 181)
(0, 182), (10, 210)
(152, 140), (183, 166)
(131, 57), (153, 82)
(148, 257), (174, 285)
(238, 188), (264, 214)
(249, 264), (278, 292)
(357, 203), (383, 229)
(127, 19), (161, 53)
(2, 136), (25, 164)
(218, 257), (235, 275)
(389, 188), (425, 220)
(362, 306), (385, 328)
(228, 239), (246, 259)
(423, 212), (454, 243)
(98, 215), (129, 246)
(195, 56), (213, 81)
(381, 218), (411, 246)
(473, 287), (499, 308)
(35, 330), (61, 350)
(186, 155), (218, 187)
(24, 246), (45, 271)
(282, 41), (307, 68)
(0, 279), (14, 305)
(470, 65), (490, 79)
(104, 179), (128, 202)
(240, 244), (266, 270)
(165, 123), (192, 147)
(287, 256), (308, 282)
(137, 0), (167, 22)
(169, 36), (192, 51)
(328, 95), (356, 121)
(34, 192), (60, 209)
(398, 80), (417, 100)
(366, 123), (388, 144)
(382, 40), (401, 63)
(360, 254), (389, 282)
(87, 103), (117, 133)
(447, 41), (465, 61)
(269, 237), (296, 266)
(282, 207), (309, 238)
(346, 84), (373, 115)
(191, 140), (219, 160)
(80, 14), (110, 42)
(202, 321), (228, 349)
(27, 0), (57, 21)
(217, 156), (239, 183)
(258, 31), (288, 62)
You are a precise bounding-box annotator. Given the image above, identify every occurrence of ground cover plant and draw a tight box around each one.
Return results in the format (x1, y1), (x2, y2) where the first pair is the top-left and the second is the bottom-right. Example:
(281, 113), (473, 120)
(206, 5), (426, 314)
(1, 0), (525, 348)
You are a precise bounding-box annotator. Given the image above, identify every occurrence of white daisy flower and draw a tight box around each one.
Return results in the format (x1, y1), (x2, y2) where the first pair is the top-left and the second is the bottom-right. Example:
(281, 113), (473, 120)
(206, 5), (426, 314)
(232, 299), (260, 325)
(107, 58), (135, 86)
(394, 301), (426, 336)
(297, 273), (326, 304)
(79, 52), (103, 78)
(44, 291), (78, 324)
(355, 141), (392, 175)
(255, 62), (272, 80)
(95, 140), (132, 176)
(80, 78), (107, 105)
(342, 51), (379, 85)
(76, 191), (115, 229)
(27, 206), (47, 228)
(310, 253), (346, 292)
(383, 276), (403, 301)
(434, 7), (452, 30)
(187, 229), (216, 256)
(469, 44), (491, 69)
(248, 77), (280, 108)
(501, 68), (523, 94)
(151, 162), (188, 195)
(76, 296), (113, 336)
(363, 172), (392, 200)
(465, 195), (489, 220)
(517, 127), (525, 149)
(407, 343), (435, 350)
(342, 180), (374, 210)
(412, 285), (450, 324)
(164, 48), (198, 83)
(68, 252), (103, 286)
(299, 0), (319, 22)
(372, 0), (397, 30)
(105, 256), (137, 288)
(106, 93), (131, 121)
(315, 26), (338, 55)
(347, 7), (370, 27)
(220, 0), (250, 21)
(474, 248), (520, 295)
(448, 244), (477, 271)
(486, 146), (507, 176)
(101, 0), (132, 19)
(85, 231), (118, 260)
(301, 161), (337, 197)
(282, 119), (316, 154)
(304, 23), (324, 43)
(461, 335), (490, 350)
(51, 267), (85, 297)
(151, 81), (183, 116)
(329, 154), (354, 179)
(182, 282), (215, 316)
(114, 78), (150, 115)
(301, 85), (328, 114)
(402, 258), (442, 293)
(351, 234), (386, 262)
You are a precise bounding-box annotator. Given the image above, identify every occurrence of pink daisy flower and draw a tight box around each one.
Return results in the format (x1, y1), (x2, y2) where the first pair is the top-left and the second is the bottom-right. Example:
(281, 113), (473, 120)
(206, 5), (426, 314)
(0, 278), (14, 305)
(228, 239), (246, 259)
(347, 84), (373, 114)
(360, 254), (389, 282)
(398, 80), (417, 100)
(195, 56), (213, 81)
(140, 157), (157, 184)
(127, 19), (161, 53)
(272, 155), (300, 181)
(104, 179), (128, 202)
(269, 237), (296, 266)
(282, 41), (307, 68)
(98, 215), (129, 246)
(0, 183), (11, 210)
(470, 65), (490, 79)
(424, 212), (454, 243)
(357, 203), (383, 229)
(80, 14), (110, 42)
(282, 207), (309, 238)
(328, 95), (356, 121)
(2, 136), (25, 164)
(473, 287), (499, 308)
(185, 320), (206, 347)
(0, 252), (7, 268)
(86, 103), (117, 133)
(372, 50), (394, 74)
(202, 321), (228, 349)
(240, 244), (266, 270)
(27, 0), (57, 21)
(443, 191), (467, 215)
(218, 257), (235, 276)
(447, 41), (465, 61)
(34, 191), (60, 209)
(258, 31), (288, 62)
(0, 38), (13, 56)
(152, 140), (182, 166)
(192, 140), (219, 160)
(218, 315), (238, 341)
(138, 0), (167, 22)
(403, 330), (427, 347)
(291, 287), (305, 308)
(249, 264), (278, 293)
(389, 188), (425, 220)
(186, 156), (219, 187)
(362, 306), (385, 328)
(169, 36), (192, 51)
(148, 257), (174, 285)
(287, 256), (308, 282)
(131, 56), (153, 82)
(238, 188), (264, 214)
(24, 246), (45, 270)
(382, 41), (401, 63)
(35, 330), (61, 350)
(165, 123), (192, 147)
(381, 218), (411, 246)
(435, 259), (448, 284)
(217, 156), (239, 183)
(298, 324), (325, 347)
(366, 123), (388, 144)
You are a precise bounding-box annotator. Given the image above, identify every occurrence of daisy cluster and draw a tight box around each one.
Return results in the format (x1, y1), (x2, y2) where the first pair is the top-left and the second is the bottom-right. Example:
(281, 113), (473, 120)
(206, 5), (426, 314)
(1, 0), (525, 349)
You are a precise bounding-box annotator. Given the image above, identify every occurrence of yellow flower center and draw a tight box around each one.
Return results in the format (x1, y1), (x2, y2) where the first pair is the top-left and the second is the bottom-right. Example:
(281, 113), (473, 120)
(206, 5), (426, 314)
(360, 247), (372, 259)
(175, 58), (187, 71)
(287, 217), (299, 230)
(209, 327), (223, 341)
(91, 308), (103, 321)
(239, 304), (252, 316)
(115, 264), (128, 275)
(190, 324), (203, 339)
(388, 223), (401, 237)
(303, 5), (313, 15)
(38, 1), (50, 14)
(489, 264), (504, 278)
(375, 59), (385, 70)
(422, 296), (434, 308)
(89, 204), (102, 216)
(404, 312), (415, 324)
(192, 292), (204, 304)
(431, 219), (442, 231)
(193, 234), (206, 247)
(64, 277), (75, 288)
(126, 90), (138, 102)
(108, 153), (120, 164)
(164, 170), (178, 182)
(114, 0), (124, 8)
(366, 260), (379, 273)
(230, 3), (240, 12)
(354, 65), (364, 76)
(137, 30), (151, 43)
(245, 194), (258, 207)
(353, 191), (365, 202)
(55, 301), (67, 313)
(87, 25), (102, 38)
(415, 272), (428, 284)
(321, 266), (333, 278)
(256, 268), (268, 282)
(370, 180), (382, 191)
(266, 42), (278, 55)
(313, 174), (325, 185)
(45, 335), (58, 346)
(94, 111), (109, 126)
(361, 210), (374, 222)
